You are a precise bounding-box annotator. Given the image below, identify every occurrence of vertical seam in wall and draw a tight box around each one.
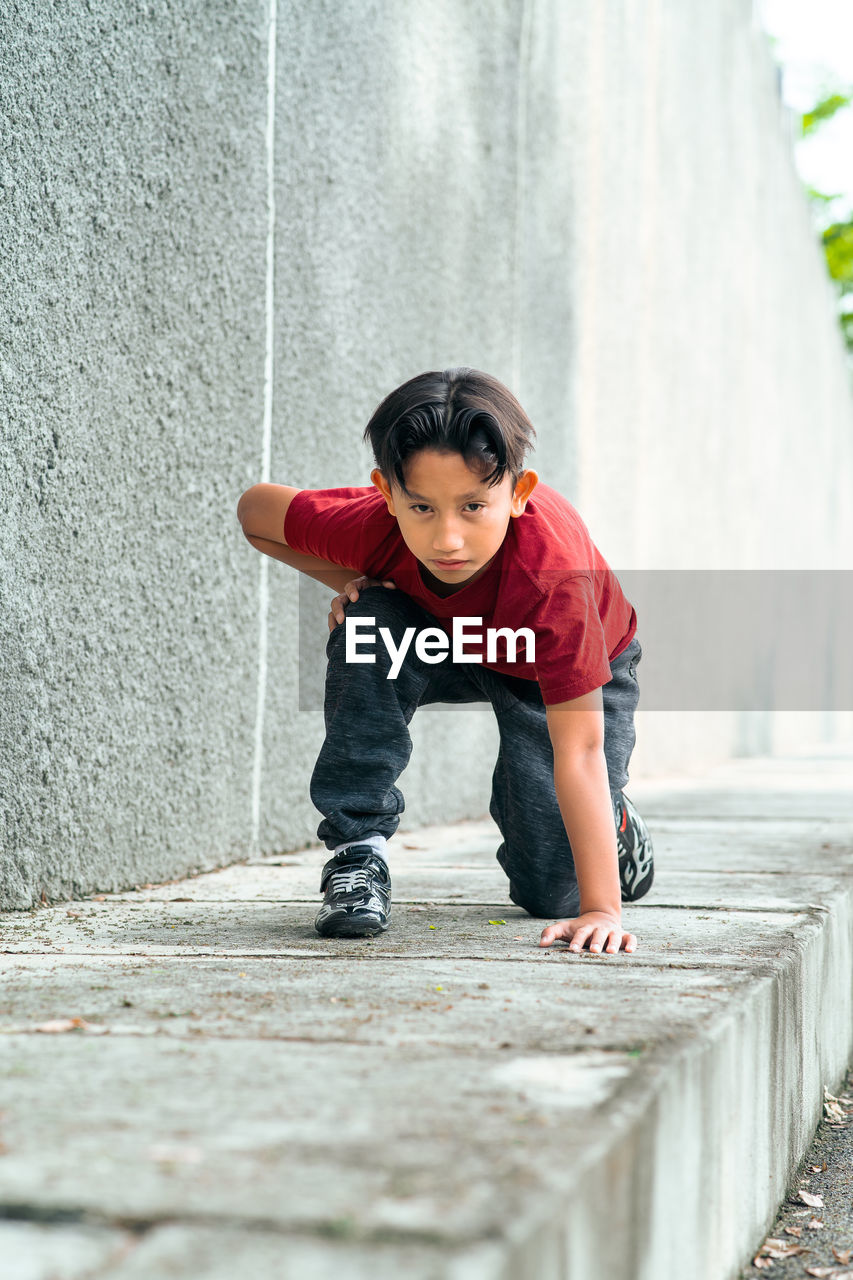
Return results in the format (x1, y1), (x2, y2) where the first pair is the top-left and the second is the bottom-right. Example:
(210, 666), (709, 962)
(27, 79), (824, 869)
(511, 0), (533, 397)
(251, 0), (277, 854)
(634, 0), (660, 561)
(575, 2), (605, 514)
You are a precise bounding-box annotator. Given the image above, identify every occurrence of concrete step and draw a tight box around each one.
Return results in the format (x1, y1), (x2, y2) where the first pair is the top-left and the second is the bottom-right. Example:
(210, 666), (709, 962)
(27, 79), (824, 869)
(1, 745), (852, 1279)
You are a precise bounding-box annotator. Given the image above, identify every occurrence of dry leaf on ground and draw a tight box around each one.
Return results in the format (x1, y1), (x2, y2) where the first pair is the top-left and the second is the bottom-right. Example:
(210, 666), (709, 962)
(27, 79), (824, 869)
(834, 1248), (853, 1265)
(798, 1189), (825, 1208)
(33, 1018), (104, 1034)
(824, 1089), (850, 1123)
(755, 1238), (804, 1263)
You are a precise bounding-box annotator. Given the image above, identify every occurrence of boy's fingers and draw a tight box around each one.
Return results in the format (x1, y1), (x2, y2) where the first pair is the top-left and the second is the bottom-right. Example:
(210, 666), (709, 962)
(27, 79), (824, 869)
(539, 922), (571, 946)
(541, 922), (638, 954)
(328, 597), (348, 629)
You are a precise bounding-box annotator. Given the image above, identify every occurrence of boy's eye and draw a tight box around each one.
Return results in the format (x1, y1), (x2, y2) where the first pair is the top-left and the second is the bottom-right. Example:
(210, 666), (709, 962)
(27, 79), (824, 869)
(408, 503), (485, 514)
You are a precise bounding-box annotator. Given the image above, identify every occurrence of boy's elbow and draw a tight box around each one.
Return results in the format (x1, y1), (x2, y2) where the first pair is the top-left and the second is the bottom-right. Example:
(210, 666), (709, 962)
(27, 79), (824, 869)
(552, 739), (605, 770)
(236, 482), (299, 545)
(545, 691), (605, 760)
(236, 485), (271, 542)
(236, 486), (258, 529)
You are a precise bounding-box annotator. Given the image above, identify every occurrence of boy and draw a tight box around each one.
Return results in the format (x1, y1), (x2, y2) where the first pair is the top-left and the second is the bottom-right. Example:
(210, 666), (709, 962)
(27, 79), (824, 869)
(237, 368), (653, 955)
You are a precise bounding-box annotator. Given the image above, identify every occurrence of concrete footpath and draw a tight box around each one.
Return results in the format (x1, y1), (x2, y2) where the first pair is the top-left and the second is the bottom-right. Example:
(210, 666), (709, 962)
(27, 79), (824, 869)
(1, 746), (852, 1280)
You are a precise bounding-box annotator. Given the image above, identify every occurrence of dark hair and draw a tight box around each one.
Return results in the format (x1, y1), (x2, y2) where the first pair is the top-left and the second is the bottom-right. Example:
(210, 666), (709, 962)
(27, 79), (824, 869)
(362, 367), (537, 496)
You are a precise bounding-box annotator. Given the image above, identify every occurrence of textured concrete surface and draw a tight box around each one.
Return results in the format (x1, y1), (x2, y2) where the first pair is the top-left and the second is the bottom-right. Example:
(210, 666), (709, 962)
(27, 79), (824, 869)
(1, 747), (852, 1279)
(3, 0), (852, 907)
(737, 1067), (853, 1278)
(1, 0), (270, 908)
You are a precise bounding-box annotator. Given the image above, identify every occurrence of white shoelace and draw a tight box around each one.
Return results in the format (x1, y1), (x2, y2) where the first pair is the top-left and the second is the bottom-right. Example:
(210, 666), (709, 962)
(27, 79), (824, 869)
(329, 867), (376, 895)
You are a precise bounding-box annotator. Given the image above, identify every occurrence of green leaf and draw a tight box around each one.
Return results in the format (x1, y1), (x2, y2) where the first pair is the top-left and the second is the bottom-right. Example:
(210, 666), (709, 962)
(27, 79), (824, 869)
(822, 220), (853, 285)
(804, 185), (846, 205)
(802, 91), (853, 136)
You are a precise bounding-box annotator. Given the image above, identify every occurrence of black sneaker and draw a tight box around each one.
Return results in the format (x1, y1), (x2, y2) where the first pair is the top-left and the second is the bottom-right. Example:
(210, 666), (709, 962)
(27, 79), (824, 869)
(314, 846), (391, 937)
(615, 792), (654, 902)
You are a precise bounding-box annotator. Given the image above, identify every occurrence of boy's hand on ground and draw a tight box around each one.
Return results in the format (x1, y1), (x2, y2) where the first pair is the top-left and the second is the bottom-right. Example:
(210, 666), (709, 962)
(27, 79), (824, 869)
(328, 575), (396, 631)
(539, 911), (637, 955)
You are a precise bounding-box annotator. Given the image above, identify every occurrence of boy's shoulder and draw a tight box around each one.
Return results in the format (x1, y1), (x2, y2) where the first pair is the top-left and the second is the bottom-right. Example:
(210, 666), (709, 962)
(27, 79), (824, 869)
(283, 484), (393, 568)
(286, 484), (389, 533)
(508, 481), (603, 587)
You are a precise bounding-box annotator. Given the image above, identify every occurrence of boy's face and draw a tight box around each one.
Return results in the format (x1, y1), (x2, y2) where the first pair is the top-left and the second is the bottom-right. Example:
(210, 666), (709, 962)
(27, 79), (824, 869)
(371, 448), (538, 591)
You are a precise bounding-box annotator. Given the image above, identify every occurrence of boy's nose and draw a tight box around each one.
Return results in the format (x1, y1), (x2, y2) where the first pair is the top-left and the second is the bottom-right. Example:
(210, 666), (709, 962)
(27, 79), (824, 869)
(433, 530), (465, 553)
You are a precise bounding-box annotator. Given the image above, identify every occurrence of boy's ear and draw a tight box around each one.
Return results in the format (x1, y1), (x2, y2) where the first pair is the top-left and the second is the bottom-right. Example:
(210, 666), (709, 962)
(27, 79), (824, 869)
(510, 468), (539, 517)
(371, 468), (396, 515)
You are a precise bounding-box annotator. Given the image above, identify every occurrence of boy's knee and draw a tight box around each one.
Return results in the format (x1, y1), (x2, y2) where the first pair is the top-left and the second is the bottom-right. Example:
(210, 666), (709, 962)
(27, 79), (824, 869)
(326, 586), (414, 653)
(497, 842), (580, 919)
(509, 880), (580, 920)
(343, 585), (421, 623)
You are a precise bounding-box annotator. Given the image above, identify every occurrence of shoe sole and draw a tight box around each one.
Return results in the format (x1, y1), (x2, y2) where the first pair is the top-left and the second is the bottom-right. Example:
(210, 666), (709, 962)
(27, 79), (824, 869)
(314, 915), (390, 938)
(617, 794), (654, 902)
(621, 861), (654, 902)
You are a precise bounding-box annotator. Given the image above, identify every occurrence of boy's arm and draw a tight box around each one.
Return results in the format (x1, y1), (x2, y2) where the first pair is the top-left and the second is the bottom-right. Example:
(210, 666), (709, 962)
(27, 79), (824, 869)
(237, 483), (362, 593)
(538, 687), (637, 955)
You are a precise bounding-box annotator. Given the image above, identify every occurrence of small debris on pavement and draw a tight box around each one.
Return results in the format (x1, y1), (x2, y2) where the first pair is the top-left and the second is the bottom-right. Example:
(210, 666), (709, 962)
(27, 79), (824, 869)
(33, 1018), (106, 1035)
(824, 1090), (850, 1125)
(753, 1237), (804, 1263)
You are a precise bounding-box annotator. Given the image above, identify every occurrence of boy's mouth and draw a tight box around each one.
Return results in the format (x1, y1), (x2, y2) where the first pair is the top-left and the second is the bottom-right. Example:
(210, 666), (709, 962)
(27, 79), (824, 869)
(433, 558), (468, 569)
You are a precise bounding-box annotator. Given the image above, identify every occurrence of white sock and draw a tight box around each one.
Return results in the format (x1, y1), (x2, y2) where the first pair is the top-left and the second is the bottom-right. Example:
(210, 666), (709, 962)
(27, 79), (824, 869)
(333, 833), (388, 860)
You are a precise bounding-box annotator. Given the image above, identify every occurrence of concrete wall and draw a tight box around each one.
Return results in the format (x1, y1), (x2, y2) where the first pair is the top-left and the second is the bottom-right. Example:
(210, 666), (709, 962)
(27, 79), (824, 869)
(2, 0), (852, 908)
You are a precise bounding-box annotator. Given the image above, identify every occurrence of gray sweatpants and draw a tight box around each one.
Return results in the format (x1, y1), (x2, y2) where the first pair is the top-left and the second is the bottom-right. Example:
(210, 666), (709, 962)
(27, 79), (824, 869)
(309, 585), (643, 918)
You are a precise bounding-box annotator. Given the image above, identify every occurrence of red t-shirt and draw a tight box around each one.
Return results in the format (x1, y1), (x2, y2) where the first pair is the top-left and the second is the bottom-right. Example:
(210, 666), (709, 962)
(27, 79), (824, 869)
(284, 482), (637, 705)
